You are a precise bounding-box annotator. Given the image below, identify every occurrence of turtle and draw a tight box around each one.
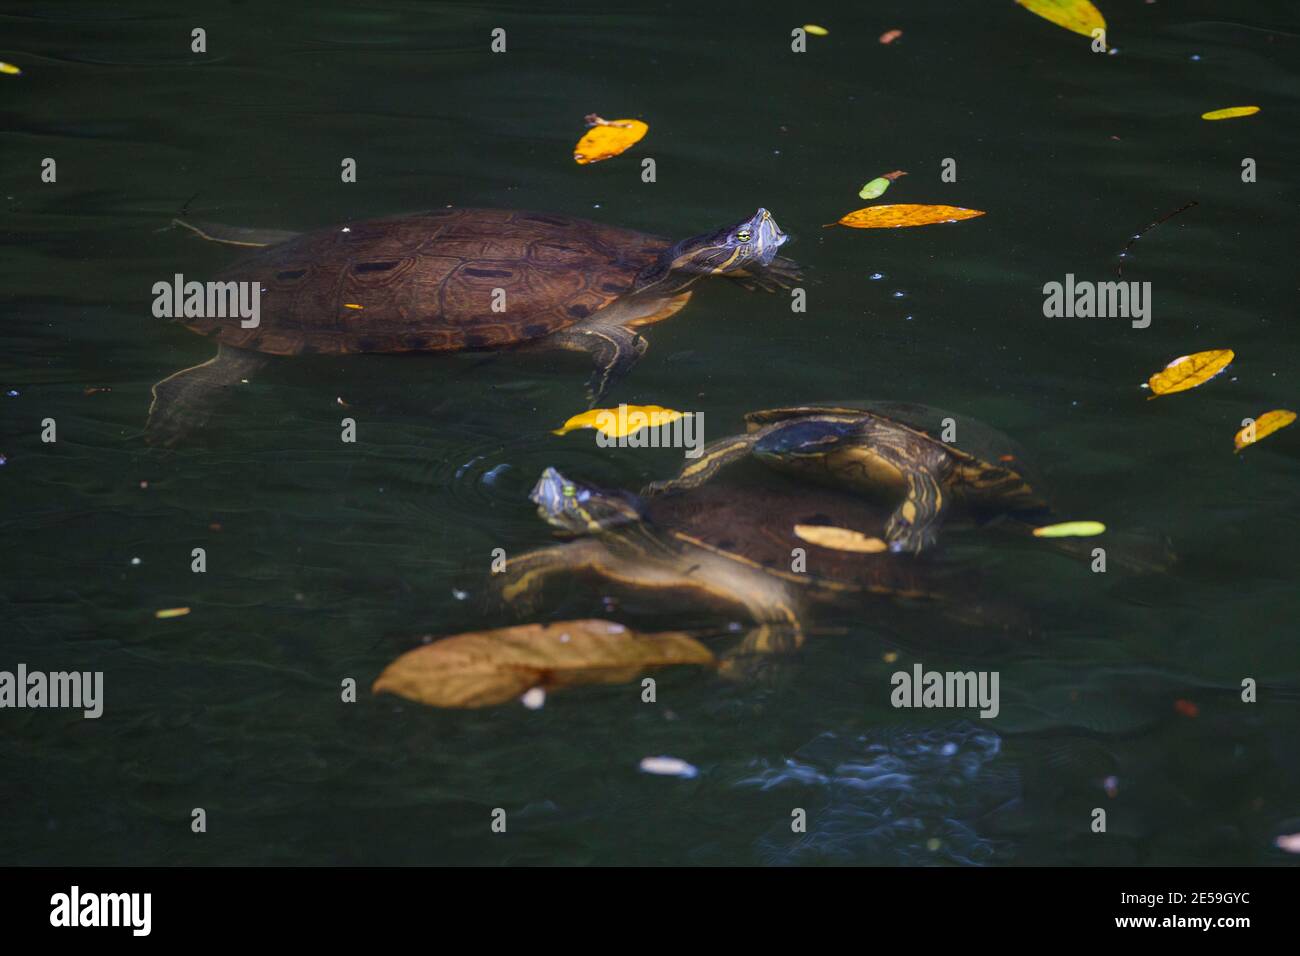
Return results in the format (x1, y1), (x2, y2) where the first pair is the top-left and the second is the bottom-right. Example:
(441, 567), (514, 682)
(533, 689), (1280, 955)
(498, 464), (992, 661)
(645, 403), (1053, 554)
(147, 207), (799, 443)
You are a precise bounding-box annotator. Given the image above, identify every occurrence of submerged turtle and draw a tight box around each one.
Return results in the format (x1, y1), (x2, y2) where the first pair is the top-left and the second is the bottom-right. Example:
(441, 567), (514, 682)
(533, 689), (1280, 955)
(646, 403), (1052, 554)
(500, 465), (981, 659)
(148, 207), (798, 443)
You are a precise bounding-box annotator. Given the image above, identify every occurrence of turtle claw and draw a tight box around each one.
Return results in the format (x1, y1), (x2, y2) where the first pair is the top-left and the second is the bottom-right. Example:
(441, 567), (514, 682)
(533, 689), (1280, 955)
(884, 515), (939, 555)
(730, 256), (803, 294)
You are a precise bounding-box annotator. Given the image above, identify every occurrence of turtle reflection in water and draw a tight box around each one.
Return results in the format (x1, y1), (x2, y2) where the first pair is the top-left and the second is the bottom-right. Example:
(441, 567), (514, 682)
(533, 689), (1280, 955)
(499, 466), (1016, 662)
(148, 207), (798, 443)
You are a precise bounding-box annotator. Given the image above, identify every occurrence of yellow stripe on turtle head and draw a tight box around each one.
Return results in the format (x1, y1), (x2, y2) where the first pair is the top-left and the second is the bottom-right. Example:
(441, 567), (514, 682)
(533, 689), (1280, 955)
(709, 247), (742, 274)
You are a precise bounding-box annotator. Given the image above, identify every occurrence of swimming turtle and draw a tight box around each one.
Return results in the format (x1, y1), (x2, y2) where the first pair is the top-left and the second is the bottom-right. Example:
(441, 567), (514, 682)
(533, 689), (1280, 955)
(500, 465), (972, 660)
(646, 403), (1052, 554)
(148, 207), (798, 443)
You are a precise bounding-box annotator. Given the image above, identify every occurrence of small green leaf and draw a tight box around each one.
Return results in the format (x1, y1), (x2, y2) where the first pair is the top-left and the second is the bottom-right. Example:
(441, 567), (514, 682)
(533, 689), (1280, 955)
(859, 177), (891, 200)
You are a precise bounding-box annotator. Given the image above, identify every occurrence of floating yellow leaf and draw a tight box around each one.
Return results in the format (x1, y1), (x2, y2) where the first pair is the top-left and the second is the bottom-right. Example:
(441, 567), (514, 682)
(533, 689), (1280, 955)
(827, 204), (986, 229)
(803, 24), (829, 36)
(343, 303), (364, 310)
(793, 524), (888, 553)
(1202, 106), (1260, 121)
(1032, 521), (1106, 538)
(0, 62), (21, 76)
(1234, 409), (1295, 452)
(154, 607), (191, 619)
(573, 114), (648, 165)
(1147, 349), (1234, 397)
(372, 619), (715, 708)
(1016, 0), (1106, 38)
(552, 404), (684, 438)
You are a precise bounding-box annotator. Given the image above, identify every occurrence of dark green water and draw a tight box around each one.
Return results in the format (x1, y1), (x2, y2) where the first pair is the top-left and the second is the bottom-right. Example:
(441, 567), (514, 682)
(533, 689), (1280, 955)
(2, 0), (1298, 865)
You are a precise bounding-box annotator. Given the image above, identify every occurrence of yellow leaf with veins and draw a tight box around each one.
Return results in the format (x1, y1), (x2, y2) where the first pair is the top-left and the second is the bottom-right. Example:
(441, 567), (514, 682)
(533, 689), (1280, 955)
(1235, 409), (1295, 452)
(828, 204), (985, 229)
(1146, 349), (1233, 397)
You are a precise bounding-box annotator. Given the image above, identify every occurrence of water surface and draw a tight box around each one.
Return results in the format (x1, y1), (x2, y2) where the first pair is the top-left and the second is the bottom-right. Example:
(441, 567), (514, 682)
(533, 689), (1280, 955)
(2, 0), (1298, 865)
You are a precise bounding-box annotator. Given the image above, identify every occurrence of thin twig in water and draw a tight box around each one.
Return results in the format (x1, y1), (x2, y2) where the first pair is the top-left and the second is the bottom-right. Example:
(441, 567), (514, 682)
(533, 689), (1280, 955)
(1116, 200), (1198, 278)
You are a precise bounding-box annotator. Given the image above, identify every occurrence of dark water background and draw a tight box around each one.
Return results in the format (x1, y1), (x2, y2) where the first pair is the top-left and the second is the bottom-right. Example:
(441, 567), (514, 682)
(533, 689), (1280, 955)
(2, 0), (1298, 865)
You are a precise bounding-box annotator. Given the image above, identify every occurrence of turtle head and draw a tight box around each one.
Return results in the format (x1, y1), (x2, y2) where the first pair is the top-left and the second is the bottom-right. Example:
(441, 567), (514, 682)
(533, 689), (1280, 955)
(667, 208), (788, 278)
(754, 420), (859, 464)
(529, 467), (643, 535)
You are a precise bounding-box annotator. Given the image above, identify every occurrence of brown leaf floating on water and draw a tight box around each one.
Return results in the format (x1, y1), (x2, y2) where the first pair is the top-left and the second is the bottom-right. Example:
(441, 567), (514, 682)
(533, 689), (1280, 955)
(372, 619), (715, 708)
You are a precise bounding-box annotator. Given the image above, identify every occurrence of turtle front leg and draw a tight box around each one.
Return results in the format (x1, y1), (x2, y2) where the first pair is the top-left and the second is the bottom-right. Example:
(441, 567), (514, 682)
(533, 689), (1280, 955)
(727, 255), (804, 293)
(717, 597), (807, 681)
(540, 322), (647, 407)
(146, 343), (268, 446)
(642, 433), (760, 496)
(884, 463), (950, 554)
(496, 539), (607, 613)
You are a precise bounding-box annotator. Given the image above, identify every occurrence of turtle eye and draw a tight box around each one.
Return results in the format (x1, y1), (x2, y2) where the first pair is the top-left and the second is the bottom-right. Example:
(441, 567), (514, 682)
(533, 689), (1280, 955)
(736, 230), (752, 243)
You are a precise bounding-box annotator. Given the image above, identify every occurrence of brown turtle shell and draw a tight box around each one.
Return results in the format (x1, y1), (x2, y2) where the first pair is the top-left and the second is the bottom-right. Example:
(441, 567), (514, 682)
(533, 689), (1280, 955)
(642, 468), (943, 601)
(183, 209), (670, 355)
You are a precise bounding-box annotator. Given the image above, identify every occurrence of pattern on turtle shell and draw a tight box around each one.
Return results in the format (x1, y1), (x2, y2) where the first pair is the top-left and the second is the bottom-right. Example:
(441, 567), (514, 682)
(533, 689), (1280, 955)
(182, 209), (670, 355)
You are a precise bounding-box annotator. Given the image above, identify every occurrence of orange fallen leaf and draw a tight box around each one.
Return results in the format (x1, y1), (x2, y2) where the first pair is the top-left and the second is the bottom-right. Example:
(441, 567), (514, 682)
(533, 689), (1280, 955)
(1234, 409), (1295, 452)
(154, 607), (191, 620)
(1173, 698), (1199, 718)
(1146, 349), (1234, 398)
(574, 114), (648, 165)
(793, 524), (888, 553)
(1016, 0), (1106, 39)
(372, 619), (714, 708)
(879, 29), (903, 45)
(827, 204), (986, 229)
